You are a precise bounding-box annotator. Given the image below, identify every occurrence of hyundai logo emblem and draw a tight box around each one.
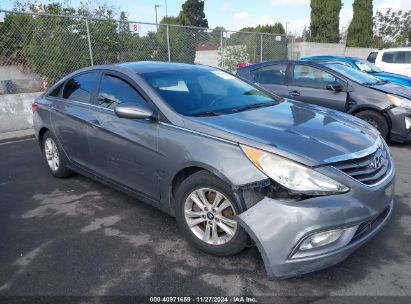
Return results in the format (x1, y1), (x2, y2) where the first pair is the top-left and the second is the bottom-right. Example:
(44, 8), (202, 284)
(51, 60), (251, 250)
(207, 212), (214, 220)
(372, 156), (383, 169)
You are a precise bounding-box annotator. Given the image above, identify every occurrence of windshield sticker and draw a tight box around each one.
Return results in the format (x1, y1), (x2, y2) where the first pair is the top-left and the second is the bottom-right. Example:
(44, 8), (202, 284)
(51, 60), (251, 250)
(211, 70), (236, 80)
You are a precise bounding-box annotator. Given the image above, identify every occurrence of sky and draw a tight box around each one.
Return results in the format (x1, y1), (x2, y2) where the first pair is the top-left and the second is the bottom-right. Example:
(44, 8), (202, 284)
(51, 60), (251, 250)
(1, 0), (411, 35)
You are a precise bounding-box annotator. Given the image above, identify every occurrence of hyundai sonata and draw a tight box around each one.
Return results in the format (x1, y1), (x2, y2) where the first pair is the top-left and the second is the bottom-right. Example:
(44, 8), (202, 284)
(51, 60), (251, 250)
(33, 62), (395, 278)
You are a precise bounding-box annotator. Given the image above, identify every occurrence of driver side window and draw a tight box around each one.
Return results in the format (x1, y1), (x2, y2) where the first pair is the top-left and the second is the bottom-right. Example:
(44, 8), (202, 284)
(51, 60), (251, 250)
(292, 65), (339, 89)
(98, 74), (146, 109)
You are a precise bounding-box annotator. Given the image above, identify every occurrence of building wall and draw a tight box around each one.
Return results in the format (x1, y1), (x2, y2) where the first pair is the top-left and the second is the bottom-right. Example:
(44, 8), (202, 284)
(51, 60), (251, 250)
(0, 65), (43, 94)
(288, 42), (374, 60)
(0, 92), (42, 133)
(194, 50), (220, 67)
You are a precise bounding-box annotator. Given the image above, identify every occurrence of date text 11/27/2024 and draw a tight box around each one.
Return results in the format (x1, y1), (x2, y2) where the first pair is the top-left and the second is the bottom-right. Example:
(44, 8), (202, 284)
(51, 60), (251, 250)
(149, 296), (258, 303)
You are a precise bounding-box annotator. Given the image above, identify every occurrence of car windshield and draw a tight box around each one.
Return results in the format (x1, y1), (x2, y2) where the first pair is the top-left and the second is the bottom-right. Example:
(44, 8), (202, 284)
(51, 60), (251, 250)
(140, 68), (281, 116)
(354, 59), (382, 73)
(324, 63), (382, 85)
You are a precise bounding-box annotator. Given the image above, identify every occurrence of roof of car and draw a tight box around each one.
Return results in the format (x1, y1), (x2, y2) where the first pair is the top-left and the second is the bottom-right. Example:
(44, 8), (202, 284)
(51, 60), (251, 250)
(236, 60), (329, 71)
(301, 56), (361, 61)
(119, 61), (216, 74)
(378, 47), (411, 52)
(370, 47), (411, 53)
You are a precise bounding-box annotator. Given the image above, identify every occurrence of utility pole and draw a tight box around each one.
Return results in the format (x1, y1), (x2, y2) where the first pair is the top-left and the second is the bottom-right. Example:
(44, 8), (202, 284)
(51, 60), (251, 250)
(164, 0), (168, 17)
(155, 4), (161, 30)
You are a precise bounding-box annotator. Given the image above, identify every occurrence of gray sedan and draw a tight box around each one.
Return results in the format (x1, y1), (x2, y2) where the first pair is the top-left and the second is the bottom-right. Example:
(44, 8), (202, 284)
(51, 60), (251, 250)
(32, 62), (395, 279)
(237, 60), (411, 142)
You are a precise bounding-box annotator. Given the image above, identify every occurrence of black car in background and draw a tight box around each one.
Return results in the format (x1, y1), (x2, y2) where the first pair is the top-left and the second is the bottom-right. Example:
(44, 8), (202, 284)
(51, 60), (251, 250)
(237, 60), (411, 142)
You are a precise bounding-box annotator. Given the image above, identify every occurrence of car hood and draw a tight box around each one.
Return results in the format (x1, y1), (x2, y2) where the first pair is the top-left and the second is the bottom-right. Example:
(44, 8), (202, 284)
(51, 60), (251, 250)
(367, 81), (411, 99)
(185, 100), (379, 165)
(371, 71), (411, 82)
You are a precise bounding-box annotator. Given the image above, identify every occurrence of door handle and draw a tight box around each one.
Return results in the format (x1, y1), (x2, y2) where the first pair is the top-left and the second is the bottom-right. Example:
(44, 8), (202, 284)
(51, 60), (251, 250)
(289, 91), (301, 97)
(89, 119), (101, 128)
(51, 106), (60, 112)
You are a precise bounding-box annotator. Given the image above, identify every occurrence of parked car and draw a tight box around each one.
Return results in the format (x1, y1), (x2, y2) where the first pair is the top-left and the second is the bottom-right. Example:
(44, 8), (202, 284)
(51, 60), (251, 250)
(367, 47), (411, 77)
(33, 62), (395, 279)
(237, 60), (411, 142)
(301, 55), (411, 87)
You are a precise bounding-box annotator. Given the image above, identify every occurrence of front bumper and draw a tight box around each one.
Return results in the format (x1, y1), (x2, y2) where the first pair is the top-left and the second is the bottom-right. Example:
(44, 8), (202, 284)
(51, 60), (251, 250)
(388, 107), (411, 142)
(236, 169), (395, 279)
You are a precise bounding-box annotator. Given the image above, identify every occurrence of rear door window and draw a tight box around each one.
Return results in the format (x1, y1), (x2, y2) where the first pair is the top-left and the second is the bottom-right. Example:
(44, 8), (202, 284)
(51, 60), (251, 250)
(97, 74), (146, 109)
(62, 72), (98, 103)
(382, 51), (411, 63)
(367, 52), (378, 63)
(251, 64), (287, 85)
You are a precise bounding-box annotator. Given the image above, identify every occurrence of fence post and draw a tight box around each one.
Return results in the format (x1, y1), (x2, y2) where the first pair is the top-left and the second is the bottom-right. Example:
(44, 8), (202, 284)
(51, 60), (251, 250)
(220, 29), (224, 68)
(166, 25), (171, 62)
(85, 19), (94, 66)
(260, 34), (263, 62)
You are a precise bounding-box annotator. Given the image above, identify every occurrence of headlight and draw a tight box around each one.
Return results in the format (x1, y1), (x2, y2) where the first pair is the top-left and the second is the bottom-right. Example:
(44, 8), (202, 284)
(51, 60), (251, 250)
(241, 145), (349, 195)
(387, 94), (411, 109)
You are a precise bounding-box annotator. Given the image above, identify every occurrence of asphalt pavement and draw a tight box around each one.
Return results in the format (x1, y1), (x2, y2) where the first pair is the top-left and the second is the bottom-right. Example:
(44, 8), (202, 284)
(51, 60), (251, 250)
(0, 138), (410, 299)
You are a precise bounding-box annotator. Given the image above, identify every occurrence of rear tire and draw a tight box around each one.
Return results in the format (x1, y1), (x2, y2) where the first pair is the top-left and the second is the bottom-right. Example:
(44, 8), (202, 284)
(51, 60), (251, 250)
(355, 110), (389, 139)
(175, 170), (248, 256)
(42, 131), (73, 178)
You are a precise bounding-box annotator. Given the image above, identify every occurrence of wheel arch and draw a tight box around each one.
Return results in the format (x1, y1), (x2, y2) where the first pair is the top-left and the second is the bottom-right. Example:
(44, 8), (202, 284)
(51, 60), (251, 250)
(38, 127), (49, 145)
(348, 105), (392, 128)
(169, 163), (234, 215)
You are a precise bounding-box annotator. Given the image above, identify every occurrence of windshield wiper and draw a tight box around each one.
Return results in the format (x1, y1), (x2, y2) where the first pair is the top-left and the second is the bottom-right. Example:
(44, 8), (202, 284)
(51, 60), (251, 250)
(191, 111), (223, 117)
(231, 101), (276, 113)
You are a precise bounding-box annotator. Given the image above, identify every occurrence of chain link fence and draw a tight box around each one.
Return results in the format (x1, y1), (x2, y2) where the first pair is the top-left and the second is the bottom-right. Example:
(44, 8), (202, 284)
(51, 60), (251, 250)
(0, 10), (289, 94)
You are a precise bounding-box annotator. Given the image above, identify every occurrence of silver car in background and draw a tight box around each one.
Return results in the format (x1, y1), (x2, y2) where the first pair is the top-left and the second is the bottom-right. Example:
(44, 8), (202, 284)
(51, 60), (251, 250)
(32, 62), (395, 279)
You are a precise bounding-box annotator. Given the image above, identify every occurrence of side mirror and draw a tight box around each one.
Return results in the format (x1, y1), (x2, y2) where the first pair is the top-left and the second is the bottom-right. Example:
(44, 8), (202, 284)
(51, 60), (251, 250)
(326, 81), (343, 92)
(114, 103), (155, 120)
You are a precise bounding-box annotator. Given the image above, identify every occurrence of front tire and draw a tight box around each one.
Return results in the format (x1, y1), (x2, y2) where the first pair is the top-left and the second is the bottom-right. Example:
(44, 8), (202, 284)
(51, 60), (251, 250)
(355, 110), (389, 139)
(175, 170), (248, 256)
(42, 131), (73, 178)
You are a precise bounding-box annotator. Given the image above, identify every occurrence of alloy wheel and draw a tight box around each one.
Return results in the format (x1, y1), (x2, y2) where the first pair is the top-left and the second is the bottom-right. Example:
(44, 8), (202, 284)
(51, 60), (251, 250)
(44, 137), (60, 172)
(184, 188), (238, 246)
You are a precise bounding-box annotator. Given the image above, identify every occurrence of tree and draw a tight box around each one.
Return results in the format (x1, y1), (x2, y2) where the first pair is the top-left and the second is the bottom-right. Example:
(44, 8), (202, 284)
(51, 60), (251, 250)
(310, 0), (342, 43)
(0, 1), (120, 85)
(225, 23), (288, 68)
(157, 15), (197, 63)
(209, 26), (224, 46)
(119, 11), (128, 33)
(346, 0), (373, 47)
(0, 12), (34, 65)
(220, 45), (249, 72)
(374, 9), (411, 47)
(255, 23), (285, 34)
(181, 0), (208, 28)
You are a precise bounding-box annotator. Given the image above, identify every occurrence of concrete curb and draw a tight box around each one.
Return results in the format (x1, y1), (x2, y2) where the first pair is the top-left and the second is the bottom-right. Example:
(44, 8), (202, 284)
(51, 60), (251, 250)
(0, 129), (35, 144)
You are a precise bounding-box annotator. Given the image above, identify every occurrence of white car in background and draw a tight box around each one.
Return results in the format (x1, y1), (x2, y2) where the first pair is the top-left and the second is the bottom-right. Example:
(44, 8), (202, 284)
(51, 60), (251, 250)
(367, 47), (411, 77)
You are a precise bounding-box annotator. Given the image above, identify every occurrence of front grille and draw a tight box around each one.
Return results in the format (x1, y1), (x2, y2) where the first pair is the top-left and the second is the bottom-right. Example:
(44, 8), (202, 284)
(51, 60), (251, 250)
(332, 143), (391, 186)
(352, 206), (390, 241)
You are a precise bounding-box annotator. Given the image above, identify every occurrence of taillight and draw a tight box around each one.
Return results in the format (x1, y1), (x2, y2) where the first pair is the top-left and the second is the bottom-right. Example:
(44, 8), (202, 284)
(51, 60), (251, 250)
(32, 102), (39, 112)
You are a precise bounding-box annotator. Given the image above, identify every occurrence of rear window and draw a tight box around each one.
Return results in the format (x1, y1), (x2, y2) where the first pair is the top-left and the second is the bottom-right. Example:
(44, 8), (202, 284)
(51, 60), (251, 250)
(382, 51), (411, 64)
(367, 52), (377, 63)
